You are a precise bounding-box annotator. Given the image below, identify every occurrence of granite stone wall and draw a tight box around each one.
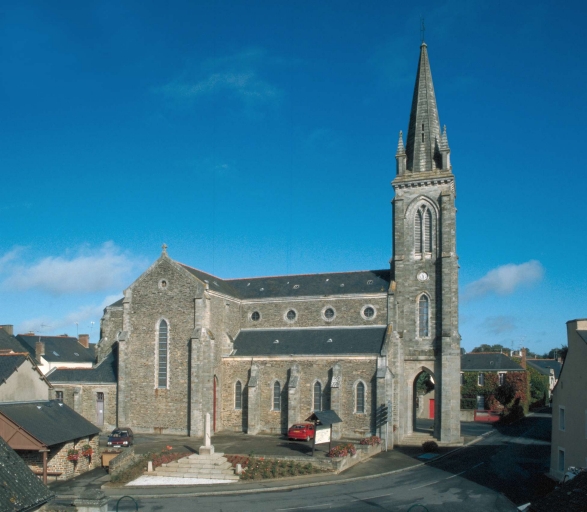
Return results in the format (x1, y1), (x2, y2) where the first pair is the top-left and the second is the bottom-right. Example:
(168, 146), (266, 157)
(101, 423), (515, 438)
(241, 296), (388, 329)
(221, 357), (378, 438)
(50, 385), (116, 431)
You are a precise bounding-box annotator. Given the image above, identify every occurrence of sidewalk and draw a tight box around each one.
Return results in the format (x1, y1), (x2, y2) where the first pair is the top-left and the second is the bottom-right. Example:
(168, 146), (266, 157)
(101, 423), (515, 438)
(48, 425), (490, 499)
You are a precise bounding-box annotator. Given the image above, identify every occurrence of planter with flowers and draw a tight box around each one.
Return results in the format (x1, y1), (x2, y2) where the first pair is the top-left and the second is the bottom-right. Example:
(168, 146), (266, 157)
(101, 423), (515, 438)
(81, 444), (93, 457)
(67, 449), (79, 462)
(327, 443), (357, 458)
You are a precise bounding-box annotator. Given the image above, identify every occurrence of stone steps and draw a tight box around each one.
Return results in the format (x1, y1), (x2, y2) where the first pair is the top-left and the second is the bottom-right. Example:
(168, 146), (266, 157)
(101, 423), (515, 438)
(151, 452), (239, 481)
(399, 433), (437, 446)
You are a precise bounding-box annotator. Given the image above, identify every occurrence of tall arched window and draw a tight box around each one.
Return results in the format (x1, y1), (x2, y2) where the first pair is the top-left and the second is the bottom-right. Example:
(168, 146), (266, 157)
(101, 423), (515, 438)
(273, 381), (281, 411)
(313, 381), (322, 411)
(415, 205), (433, 255)
(356, 382), (365, 413)
(157, 320), (168, 388)
(418, 295), (429, 337)
(235, 381), (242, 410)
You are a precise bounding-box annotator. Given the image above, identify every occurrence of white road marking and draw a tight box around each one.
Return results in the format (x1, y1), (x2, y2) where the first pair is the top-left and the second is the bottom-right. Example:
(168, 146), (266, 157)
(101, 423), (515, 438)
(275, 492), (394, 510)
(276, 504), (331, 511)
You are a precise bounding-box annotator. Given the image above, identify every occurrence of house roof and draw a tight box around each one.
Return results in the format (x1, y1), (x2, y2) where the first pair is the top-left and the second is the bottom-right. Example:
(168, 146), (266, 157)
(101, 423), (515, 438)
(47, 352), (117, 384)
(0, 435), (54, 511)
(16, 334), (95, 364)
(0, 354), (27, 383)
(0, 328), (30, 354)
(527, 359), (562, 379)
(0, 400), (99, 447)
(230, 326), (387, 357)
(530, 470), (587, 512)
(461, 353), (524, 371)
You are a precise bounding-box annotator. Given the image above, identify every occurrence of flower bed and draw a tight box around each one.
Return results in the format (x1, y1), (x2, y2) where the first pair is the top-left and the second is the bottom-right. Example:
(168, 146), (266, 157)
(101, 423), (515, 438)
(327, 443), (357, 458)
(150, 451), (192, 469)
(236, 457), (325, 480)
(359, 436), (381, 446)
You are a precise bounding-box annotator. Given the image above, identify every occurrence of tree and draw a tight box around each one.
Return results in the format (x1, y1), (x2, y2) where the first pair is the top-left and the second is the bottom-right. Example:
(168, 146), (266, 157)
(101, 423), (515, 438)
(542, 345), (568, 362)
(471, 344), (511, 355)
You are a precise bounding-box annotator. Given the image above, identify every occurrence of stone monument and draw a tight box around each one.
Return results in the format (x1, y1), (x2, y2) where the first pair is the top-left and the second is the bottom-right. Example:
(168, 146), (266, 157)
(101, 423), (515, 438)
(199, 412), (214, 455)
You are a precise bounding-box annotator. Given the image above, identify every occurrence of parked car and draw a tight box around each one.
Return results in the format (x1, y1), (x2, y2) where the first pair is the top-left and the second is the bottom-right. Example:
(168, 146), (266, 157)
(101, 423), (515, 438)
(107, 428), (134, 447)
(287, 423), (315, 441)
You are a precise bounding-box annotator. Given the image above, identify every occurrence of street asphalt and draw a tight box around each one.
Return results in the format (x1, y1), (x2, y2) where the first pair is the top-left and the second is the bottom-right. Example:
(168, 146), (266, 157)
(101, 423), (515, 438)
(48, 420), (495, 501)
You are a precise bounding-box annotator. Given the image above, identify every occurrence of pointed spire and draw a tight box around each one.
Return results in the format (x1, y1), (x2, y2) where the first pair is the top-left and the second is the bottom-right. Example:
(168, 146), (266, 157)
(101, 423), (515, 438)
(396, 131), (405, 156)
(395, 131), (406, 175)
(405, 43), (442, 172)
(440, 125), (450, 151)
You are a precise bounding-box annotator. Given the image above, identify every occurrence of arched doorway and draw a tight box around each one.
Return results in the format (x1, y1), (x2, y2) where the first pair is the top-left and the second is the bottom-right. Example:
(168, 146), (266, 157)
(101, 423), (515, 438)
(413, 369), (435, 434)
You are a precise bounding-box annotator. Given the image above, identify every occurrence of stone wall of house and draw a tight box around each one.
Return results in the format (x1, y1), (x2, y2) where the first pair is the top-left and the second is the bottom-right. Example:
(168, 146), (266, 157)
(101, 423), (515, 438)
(50, 385), (117, 431)
(240, 296), (388, 329)
(221, 357), (377, 438)
(19, 434), (99, 481)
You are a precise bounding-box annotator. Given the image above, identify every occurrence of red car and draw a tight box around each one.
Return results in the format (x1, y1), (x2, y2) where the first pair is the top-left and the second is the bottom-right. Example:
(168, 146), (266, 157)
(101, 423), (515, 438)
(107, 428), (134, 447)
(288, 423), (315, 441)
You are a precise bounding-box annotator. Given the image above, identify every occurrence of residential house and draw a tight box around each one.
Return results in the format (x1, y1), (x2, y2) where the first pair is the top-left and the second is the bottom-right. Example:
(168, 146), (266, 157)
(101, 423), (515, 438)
(15, 332), (95, 375)
(461, 352), (527, 415)
(47, 351), (118, 431)
(550, 318), (587, 480)
(0, 353), (51, 402)
(526, 358), (562, 399)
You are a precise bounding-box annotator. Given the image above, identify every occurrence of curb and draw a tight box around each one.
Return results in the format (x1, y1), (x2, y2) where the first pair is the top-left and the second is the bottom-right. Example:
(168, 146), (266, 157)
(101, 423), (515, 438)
(54, 430), (495, 500)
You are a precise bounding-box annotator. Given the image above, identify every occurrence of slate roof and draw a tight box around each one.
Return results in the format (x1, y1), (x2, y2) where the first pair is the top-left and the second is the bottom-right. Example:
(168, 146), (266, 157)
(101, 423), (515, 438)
(461, 353), (524, 371)
(0, 400), (99, 447)
(0, 355), (27, 383)
(0, 435), (54, 511)
(0, 328), (30, 354)
(47, 352), (117, 384)
(231, 326), (387, 356)
(226, 269), (391, 300)
(527, 359), (562, 379)
(105, 263), (391, 306)
(16, 334), (95, 364)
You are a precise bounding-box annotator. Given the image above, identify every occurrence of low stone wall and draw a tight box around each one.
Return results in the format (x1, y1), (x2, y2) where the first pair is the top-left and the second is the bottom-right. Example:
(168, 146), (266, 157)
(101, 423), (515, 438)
(460, 409), (475, 422)
(252, 442), (382, 474)
(109, 447), (142, 478)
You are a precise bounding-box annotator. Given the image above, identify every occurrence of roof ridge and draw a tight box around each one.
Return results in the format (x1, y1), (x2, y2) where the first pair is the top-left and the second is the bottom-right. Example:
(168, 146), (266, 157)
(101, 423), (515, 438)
(228, 269), (389, 282)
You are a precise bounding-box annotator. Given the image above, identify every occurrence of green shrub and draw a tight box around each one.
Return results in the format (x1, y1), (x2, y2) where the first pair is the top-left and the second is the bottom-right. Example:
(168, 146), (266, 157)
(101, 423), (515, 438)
(422, 441), (439, 453)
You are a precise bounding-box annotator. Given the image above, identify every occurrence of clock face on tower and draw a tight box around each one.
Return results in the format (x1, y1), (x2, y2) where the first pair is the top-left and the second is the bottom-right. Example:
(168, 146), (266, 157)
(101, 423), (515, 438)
(417, 271), (429, 282)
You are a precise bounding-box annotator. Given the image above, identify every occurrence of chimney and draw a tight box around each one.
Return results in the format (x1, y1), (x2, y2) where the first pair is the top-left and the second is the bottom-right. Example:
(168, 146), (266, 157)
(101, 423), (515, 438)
(0, 325), (14, 335)
(521, 348), (527, 369)
(35, 341), (45, 359)
(78, 334), (90, 348)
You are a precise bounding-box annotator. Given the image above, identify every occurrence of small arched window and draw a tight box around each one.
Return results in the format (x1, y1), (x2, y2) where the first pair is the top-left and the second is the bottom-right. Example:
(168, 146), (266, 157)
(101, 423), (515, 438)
(235, 381), (242, 410)
(418, 295), (429, 337)
(313, 381), (322, 411)
(415, 205), (433, 255)
(356, 382), (365, 413)
(157, 320), (168, 388)
(273, 381), (281, 411)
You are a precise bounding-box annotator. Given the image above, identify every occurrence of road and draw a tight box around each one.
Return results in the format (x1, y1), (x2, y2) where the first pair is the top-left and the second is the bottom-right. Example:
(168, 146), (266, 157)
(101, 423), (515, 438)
(111, 412), (552, 511)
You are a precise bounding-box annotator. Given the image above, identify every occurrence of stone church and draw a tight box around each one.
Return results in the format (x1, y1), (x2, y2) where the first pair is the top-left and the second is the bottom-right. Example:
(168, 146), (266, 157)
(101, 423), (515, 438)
(74, 43), (461, 445)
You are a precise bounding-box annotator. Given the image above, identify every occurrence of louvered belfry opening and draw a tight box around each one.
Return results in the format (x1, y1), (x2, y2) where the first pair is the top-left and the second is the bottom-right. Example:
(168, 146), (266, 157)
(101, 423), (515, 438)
(415, 205), (432, 255)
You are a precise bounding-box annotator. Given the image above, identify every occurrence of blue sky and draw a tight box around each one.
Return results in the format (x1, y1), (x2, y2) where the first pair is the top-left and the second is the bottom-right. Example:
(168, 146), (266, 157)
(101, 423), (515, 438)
(1, 1), (585, 354)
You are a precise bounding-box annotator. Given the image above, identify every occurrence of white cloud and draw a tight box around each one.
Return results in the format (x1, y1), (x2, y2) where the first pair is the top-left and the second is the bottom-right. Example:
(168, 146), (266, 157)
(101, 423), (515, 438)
(155, 48), (282, 109)
(463, 260), (544, 301)
(481, 315), (517, 335)
(17, 294), (121, 337)
(1, 242), (145, 294)
(0, 246), (25, 272)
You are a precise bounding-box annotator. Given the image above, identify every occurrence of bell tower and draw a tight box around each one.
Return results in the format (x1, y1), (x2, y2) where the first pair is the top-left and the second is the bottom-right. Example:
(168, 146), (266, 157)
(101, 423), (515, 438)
(390, 43), (461, 444)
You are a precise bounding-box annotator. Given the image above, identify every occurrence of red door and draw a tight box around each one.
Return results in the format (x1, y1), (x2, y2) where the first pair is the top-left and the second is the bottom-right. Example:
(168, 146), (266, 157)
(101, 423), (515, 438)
(429, 399), (435, 419)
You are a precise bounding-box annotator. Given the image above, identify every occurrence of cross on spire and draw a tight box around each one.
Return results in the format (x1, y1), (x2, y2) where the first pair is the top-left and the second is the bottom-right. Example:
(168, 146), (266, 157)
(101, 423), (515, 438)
(420, 17), (425, 44)
(162, 243), (168, 255)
